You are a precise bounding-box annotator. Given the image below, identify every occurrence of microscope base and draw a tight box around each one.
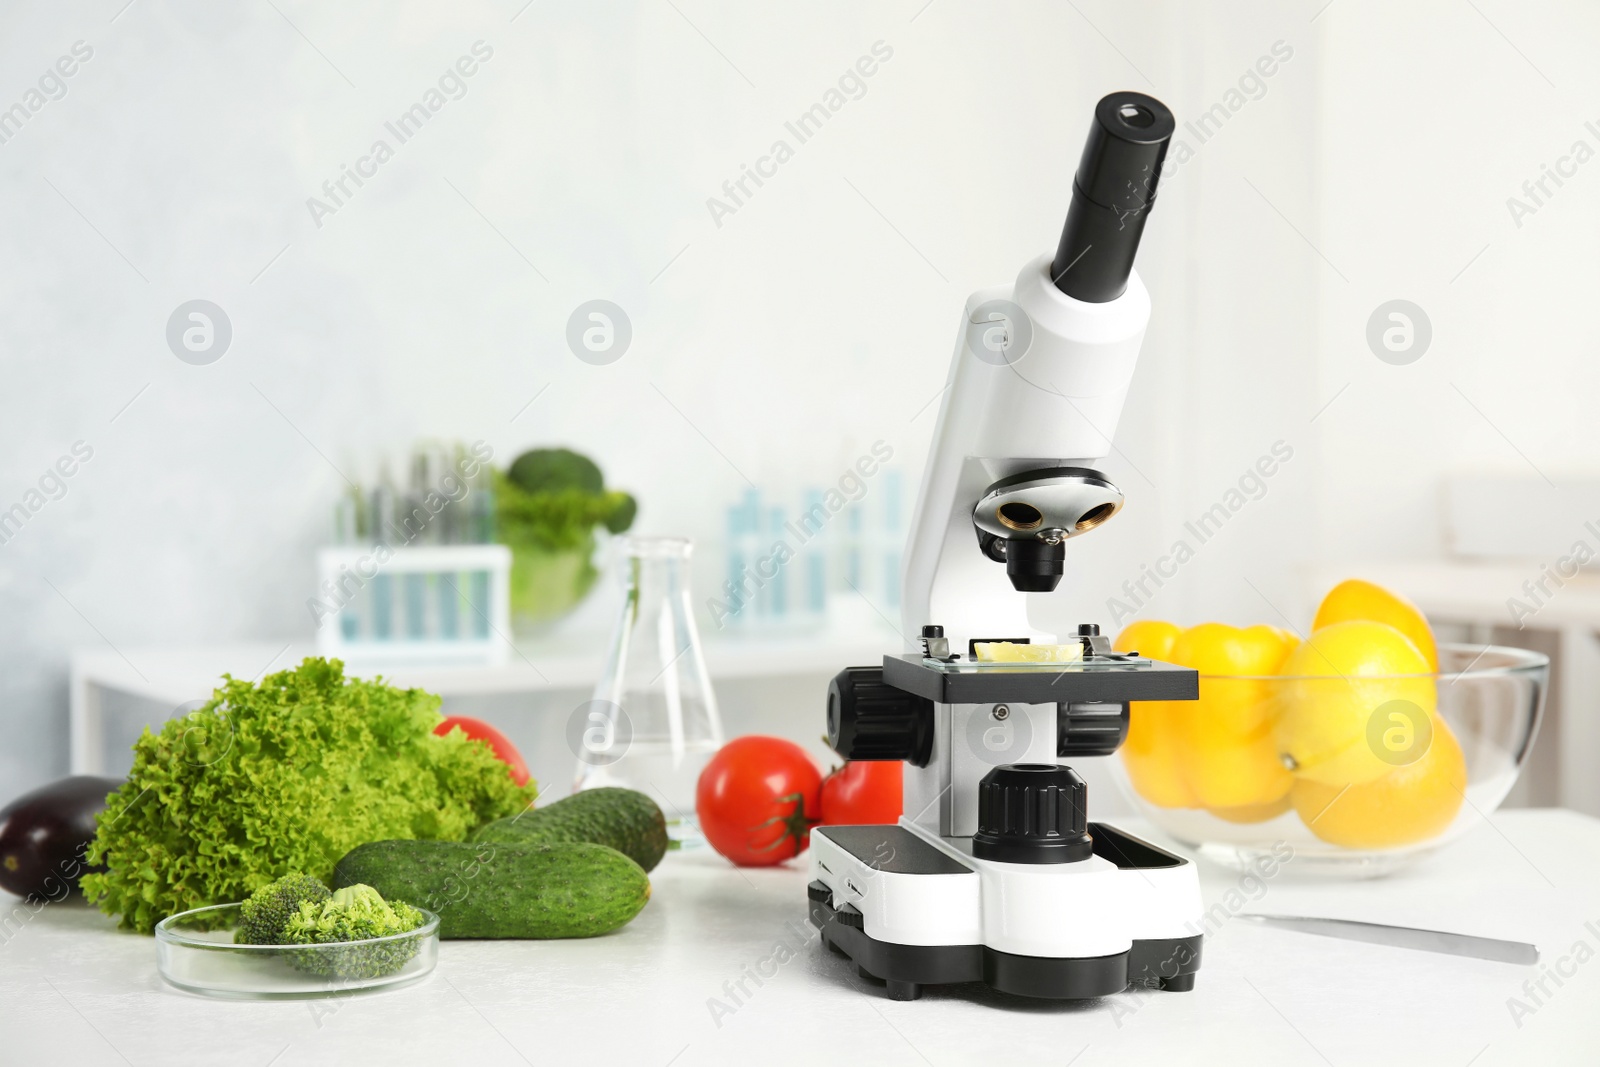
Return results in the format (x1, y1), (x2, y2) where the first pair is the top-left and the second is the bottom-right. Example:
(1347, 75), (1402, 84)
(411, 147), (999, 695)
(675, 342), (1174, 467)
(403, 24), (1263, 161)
(808, 822), (1203, 1002)
(808, 888), (1202, 1001)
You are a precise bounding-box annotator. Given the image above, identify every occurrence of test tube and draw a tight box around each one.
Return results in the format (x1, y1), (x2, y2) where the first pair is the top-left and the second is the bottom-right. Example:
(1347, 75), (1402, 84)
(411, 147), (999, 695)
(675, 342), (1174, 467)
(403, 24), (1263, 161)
(369, 477), (397, 640)
(468, 464), (494, 638)
(765, 505), (787, 618)
(403, 452), (430, 640)
(334, 488), (363, 639)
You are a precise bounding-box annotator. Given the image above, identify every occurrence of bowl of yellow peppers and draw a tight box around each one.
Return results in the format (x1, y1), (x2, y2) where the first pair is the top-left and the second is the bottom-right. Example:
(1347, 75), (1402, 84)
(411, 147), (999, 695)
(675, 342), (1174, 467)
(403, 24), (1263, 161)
(1111, 579), (1547, 875)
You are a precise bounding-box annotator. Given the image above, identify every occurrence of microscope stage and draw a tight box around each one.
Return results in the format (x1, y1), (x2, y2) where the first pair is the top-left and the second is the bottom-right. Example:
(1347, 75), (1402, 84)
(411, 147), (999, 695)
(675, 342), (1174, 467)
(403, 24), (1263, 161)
(882, 652), (1198, 705)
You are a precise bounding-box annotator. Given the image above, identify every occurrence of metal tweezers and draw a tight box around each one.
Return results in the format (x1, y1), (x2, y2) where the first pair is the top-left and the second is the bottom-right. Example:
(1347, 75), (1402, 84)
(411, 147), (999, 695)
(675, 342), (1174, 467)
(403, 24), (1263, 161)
(1237, 913), (1539, 965)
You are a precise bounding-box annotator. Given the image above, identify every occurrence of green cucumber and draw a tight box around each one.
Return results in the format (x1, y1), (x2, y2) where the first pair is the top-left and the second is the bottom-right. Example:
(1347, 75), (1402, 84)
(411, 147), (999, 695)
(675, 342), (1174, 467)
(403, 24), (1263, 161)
(470, 787), (668, 872)
(332, 840), (649, 940)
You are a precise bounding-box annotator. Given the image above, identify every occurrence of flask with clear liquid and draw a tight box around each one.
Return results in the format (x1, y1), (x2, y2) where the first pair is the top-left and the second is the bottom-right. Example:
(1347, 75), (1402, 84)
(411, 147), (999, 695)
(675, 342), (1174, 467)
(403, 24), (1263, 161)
(574, 537), (723, 845)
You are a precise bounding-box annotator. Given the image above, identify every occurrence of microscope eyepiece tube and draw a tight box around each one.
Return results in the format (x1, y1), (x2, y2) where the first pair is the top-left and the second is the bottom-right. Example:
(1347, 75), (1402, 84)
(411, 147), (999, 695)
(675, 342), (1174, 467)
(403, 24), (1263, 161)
(1050, 91), (1175, 303)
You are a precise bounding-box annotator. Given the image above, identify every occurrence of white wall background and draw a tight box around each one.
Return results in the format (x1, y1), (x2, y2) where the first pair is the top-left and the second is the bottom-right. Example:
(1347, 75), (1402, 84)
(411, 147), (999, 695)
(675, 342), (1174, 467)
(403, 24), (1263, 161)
(0, 0), (1593, 802)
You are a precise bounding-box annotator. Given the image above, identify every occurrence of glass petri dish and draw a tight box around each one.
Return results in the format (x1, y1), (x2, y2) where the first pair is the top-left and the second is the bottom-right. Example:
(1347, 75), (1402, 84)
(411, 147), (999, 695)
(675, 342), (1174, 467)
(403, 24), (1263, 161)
(154, 902), (439, 999)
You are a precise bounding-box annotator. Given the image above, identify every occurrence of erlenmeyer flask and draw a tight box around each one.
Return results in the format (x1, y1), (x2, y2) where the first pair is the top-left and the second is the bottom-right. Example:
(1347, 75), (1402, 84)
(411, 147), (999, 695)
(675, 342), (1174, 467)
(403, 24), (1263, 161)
(574, 536), (724, 844)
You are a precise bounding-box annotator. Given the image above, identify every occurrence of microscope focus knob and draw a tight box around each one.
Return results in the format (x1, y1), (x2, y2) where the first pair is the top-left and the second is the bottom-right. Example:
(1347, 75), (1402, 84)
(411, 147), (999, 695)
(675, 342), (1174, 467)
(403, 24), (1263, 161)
(972, 764), (1093, 864)
(826, 667), (934, 767)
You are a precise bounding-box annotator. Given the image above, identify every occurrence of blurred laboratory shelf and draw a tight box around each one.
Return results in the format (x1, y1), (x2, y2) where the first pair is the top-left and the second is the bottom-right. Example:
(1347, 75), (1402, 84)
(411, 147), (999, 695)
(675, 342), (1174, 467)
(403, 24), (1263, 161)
(1311, 560), (1600, 818)
(3, 810), (1597, 1066)
(69, 627), (890, 775)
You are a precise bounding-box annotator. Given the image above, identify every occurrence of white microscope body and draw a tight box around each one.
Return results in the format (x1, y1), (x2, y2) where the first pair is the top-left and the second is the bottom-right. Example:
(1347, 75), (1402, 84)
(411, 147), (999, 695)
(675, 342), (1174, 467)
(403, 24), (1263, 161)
(808, 92), (1206, 1002)
(901, 251), (1151, 653)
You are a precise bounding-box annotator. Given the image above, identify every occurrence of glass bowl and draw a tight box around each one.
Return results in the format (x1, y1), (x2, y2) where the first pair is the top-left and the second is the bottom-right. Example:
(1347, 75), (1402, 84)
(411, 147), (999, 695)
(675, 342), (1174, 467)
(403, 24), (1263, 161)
(155, 902), (439, 999)
(1110, 643), (1547, 876)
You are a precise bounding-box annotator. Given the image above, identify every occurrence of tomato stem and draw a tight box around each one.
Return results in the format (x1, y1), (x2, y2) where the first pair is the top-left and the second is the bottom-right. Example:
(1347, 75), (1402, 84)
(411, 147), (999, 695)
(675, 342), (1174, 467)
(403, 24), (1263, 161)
(750, 792), (820, 857)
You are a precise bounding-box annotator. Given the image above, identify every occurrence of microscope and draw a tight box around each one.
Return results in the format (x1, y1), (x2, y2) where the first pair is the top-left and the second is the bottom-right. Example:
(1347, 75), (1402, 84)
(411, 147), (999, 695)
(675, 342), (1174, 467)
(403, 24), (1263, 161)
(808, 92), (1204, 1001)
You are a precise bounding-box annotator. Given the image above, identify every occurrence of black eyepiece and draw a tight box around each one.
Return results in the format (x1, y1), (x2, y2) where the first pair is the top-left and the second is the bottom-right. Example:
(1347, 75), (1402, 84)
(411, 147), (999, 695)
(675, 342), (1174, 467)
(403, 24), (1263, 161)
(1051, 91), (1175, 303)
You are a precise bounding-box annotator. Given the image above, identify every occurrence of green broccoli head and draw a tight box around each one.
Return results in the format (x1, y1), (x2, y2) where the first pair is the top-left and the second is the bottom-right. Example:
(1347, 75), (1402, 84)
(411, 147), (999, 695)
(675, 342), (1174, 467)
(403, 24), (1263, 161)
(236, 873), (332, 946)
(282, 883), (429, 981)
(285, 884), (425, 943)
(496, 445), (636, 552)
(508, 448), (604, 496)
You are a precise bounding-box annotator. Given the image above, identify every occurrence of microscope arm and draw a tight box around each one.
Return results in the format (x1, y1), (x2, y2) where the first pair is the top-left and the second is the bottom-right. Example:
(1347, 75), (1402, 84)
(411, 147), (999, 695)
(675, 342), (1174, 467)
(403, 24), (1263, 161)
(900, 257), (1154, 655)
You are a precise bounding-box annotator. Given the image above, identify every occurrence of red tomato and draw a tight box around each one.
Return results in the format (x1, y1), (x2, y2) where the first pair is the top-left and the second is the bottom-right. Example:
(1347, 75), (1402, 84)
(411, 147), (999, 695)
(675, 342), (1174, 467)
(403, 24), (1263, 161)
(696, 736), (822, 867)
(434, 715), (530, 786)
(820, 761), (903, 825)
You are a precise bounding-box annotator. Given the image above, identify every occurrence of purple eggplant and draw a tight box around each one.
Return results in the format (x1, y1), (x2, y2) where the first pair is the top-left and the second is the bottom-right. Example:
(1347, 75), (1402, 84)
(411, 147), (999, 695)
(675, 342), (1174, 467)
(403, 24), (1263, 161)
(0, 775), (120, 901)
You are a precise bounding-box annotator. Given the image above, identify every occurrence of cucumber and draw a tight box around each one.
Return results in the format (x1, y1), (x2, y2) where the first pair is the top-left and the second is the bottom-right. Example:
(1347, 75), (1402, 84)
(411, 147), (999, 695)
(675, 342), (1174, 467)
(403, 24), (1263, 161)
(470, 787), (668, 873)
(332, 840), (649, 939)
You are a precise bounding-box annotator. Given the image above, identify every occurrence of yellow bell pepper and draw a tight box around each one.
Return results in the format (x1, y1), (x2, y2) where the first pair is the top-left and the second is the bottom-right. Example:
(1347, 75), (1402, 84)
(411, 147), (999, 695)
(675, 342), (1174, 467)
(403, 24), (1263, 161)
(1114, 621), (1190, 809)
(1116, 621), (1296, 814)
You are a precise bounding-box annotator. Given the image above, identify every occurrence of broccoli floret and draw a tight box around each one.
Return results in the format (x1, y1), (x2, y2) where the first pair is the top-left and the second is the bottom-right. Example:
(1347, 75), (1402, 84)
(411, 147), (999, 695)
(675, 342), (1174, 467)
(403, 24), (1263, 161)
(236, 873), (332, 946)
(286, 884), (424, 942)
(603, 492), (637, 534)
(282, 883), (428, 980)
(508, 448), (604, 496)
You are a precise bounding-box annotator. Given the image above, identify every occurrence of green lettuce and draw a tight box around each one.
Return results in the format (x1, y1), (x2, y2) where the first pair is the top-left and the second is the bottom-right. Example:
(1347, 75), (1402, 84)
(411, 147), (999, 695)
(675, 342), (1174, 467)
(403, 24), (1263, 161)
(81, 658), (536, 933)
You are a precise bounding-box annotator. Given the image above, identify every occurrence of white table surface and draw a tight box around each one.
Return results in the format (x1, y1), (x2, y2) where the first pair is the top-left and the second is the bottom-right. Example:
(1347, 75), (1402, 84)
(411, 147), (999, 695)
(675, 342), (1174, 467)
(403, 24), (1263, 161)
(3, 811), (1598, 1067)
